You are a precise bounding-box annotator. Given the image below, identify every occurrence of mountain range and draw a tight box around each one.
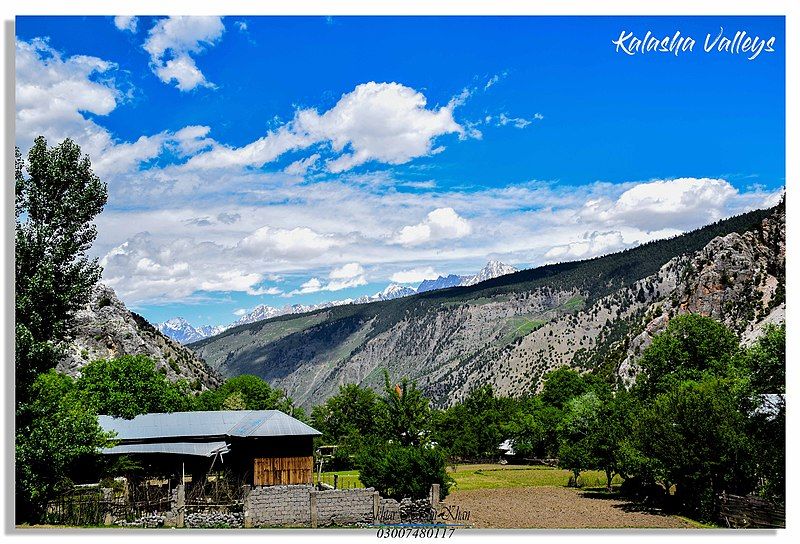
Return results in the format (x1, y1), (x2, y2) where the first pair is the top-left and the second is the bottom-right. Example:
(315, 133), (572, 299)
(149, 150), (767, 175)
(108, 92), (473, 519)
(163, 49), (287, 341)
(189, 202), (785, 409)
(157, 261), (519, 343)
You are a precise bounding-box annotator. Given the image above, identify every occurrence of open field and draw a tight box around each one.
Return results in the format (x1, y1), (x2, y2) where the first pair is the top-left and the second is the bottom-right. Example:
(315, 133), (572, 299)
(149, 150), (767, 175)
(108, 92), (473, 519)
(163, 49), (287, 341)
(443, 487), (695, 529)
(447, 464), (622, 491)
(320, 463), (695, 529)
(320, 463), (623, 492)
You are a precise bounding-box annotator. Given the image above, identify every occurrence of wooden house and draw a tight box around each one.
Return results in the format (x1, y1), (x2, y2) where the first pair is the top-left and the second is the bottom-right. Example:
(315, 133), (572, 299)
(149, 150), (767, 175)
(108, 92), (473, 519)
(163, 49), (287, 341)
(98, 410), (321, 486)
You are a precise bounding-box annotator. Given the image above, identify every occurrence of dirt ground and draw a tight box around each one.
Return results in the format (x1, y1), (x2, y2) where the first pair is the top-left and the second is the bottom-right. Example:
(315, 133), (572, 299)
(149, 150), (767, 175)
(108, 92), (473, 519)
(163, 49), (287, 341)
(443, 487), (695, 529)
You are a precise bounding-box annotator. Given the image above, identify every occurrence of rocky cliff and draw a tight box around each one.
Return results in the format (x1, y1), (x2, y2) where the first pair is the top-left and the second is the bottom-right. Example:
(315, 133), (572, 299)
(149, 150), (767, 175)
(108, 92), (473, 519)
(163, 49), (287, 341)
(58, 284), (221, 390)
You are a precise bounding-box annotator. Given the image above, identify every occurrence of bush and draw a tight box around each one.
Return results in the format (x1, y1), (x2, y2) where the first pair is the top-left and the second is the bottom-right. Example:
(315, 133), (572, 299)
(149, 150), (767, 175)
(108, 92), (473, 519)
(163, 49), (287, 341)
(357, 442), (452, 501)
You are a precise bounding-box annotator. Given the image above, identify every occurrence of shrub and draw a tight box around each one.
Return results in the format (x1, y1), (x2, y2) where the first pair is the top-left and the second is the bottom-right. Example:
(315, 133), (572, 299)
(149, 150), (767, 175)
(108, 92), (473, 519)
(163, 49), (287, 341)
(357, 442), (452, 500)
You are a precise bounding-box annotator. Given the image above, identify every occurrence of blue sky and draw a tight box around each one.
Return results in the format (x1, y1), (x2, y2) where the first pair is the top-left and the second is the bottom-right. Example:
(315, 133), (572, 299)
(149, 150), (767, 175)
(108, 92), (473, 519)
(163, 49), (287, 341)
(15, 16), (785, 326)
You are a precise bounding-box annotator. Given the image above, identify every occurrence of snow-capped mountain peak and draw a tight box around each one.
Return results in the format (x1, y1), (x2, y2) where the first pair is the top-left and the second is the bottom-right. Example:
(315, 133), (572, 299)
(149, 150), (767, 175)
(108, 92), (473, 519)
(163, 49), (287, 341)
(158, 261), (520, 344)
(461, 260), (518, 286)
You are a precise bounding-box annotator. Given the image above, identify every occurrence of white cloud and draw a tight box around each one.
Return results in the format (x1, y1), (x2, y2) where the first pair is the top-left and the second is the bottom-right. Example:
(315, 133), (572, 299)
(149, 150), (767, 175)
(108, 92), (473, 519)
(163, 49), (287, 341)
(114, 16), (138, 32)
(329, 262), (365, 280)
(15, 38), (169, 177)
(394, 207), (472, 246)
(238, 226), (344, 260)
(390, 267), (441, 284)
(233, 308), (248, 316)
(544, 230), (626, 260)
(580, 177), (740, 231)
(288, 262), (368, 295)
(143, 16), (225, 91)
(285, 153), (320, 175)
(171, 125), (214, 156)
(185, 82), (463, 172)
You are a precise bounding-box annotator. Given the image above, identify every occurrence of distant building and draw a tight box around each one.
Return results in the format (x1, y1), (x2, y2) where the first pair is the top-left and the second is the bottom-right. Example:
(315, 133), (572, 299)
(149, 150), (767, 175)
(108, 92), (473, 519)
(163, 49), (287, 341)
(99, 410), (321, 486)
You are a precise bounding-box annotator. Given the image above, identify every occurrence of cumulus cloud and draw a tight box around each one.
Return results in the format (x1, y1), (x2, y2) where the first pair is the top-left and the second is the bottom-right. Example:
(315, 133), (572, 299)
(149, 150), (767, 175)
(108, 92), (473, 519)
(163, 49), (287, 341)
(184, 82), (463, 173)
(289, 262), (368, 295)
(143, 16), (225, 91)
(113, 16), (138, 32)
(579, 177), (741, 231)
(394, 207), (472, 246)
(389, 267), (441, 284)
(15, 38), (167, 177)
(238, 226), (344, 260)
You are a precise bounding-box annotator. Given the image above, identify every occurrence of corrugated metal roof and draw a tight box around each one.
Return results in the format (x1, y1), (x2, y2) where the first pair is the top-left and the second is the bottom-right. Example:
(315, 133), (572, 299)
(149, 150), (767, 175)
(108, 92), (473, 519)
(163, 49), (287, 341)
(98, 410), (321, 442)
(103, 441), (230, 457)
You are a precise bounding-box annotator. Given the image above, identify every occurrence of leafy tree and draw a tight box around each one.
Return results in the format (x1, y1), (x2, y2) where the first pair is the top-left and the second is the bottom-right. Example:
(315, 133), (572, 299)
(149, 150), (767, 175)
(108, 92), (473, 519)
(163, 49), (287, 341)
(742, 323), (785, 394)
(357, 442), (452, 501)
(15, 137), (108, 523)
(433, 385), (518, 459)
(499, 395), (562, 458)
(378, 371), (430, 446)
(540, 367), (589, 409)
(77, 355), (193, 419)
(311, 383), (380, 442)
(557, 391), (601, 484)
(194, 375), (303, 418)
(741, 324), (785, 503)
(634, 376), (753, 520)
(311, 384), (380, 467)
(586, 390), (636, 490)
(15, 137), (108, 401)
(634, 314), (740, 399)
(16, 371), (110, 522)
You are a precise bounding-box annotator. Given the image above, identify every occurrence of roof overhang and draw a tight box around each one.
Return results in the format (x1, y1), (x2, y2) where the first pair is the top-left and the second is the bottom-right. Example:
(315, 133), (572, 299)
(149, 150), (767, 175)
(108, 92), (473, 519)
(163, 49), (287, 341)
(102, 440), (230, 457)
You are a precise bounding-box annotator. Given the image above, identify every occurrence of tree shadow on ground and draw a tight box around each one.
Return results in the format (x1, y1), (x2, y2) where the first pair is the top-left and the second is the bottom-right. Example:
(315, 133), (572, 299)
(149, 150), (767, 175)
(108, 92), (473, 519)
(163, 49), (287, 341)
(579, 488), (676, 517)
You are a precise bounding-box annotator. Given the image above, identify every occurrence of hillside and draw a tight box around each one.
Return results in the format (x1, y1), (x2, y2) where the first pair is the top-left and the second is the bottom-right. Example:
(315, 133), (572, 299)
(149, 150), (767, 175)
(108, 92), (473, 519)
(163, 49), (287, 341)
(190, 203), (783, 409)
(58, 284), (221, 390)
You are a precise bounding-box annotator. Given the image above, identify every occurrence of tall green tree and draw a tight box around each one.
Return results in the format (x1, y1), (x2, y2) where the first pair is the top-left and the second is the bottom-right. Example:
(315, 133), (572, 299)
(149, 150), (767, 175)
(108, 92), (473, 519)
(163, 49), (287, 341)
(15, 137), (108, 401)
(557, 391), (602, 484)
(15, 137), (109, 523)
(378, 371), (431, 446)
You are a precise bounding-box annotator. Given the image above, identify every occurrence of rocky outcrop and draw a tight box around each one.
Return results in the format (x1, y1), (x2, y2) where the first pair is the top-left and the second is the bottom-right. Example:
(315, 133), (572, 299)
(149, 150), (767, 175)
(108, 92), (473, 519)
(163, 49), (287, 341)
(617, 203), (785, 383)
(58, 284), (221, 390)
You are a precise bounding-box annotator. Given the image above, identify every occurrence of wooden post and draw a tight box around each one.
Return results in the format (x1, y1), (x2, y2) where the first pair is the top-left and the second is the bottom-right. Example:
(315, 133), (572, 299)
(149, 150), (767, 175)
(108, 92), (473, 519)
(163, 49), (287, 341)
(334, 474), (338, 490)
(309, 490), (318, 528)
(242, 485), (253, 528)
(430, 484), (440, 509)
(176, 484), (185, 528)
(373, 491), (380, 524)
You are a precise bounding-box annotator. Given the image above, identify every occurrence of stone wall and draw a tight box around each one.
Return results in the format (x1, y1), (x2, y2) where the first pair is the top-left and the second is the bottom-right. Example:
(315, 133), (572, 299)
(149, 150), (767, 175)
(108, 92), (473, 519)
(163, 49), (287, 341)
(313, 488), (377, 526)
(245, 484), (312, 527)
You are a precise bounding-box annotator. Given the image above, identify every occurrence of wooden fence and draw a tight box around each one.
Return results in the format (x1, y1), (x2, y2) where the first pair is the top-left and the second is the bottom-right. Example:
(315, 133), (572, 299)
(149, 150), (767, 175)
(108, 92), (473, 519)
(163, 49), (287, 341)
(718, 493), (785, 528)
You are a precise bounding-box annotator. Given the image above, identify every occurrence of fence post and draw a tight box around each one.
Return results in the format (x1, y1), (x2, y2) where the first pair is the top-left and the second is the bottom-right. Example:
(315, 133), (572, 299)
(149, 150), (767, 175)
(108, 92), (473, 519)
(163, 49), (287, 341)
(430, 484), (440, 509)
(176, 484), (185, 528)
(242, 485), (253, 528)
(309, 490), (318, 528)
(334, 474), (338, 490)
(373, 491), (380, 524)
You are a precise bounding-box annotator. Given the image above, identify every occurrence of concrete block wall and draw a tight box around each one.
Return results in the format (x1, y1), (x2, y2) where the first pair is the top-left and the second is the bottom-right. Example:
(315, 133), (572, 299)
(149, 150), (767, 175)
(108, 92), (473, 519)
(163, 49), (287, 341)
(246, 484), (312, 527)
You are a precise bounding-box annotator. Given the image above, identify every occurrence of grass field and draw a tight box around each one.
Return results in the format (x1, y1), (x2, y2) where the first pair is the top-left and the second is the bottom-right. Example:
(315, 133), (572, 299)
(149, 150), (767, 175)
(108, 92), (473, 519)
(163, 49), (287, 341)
(319, 463), (623, 491)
